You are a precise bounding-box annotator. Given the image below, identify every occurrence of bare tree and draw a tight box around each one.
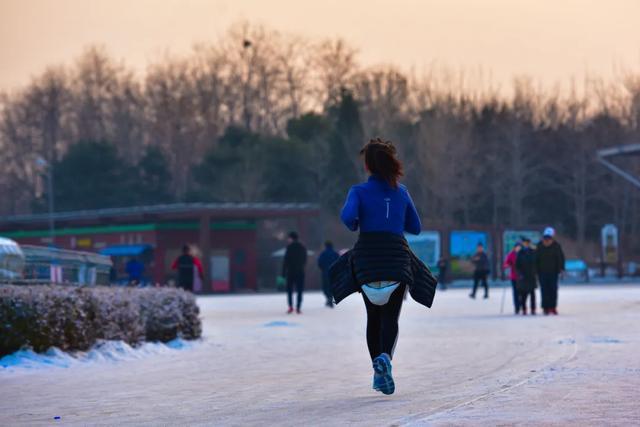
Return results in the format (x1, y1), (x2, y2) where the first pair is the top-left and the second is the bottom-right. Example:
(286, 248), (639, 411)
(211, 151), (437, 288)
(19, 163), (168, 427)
(314, 38), (359, 107)
(409, 105), (475, 226)
(145, 58), (198, 198)
(0, 67), (71, 213)
(354, 66), (411, 137)
(109, 71), (145, 162)
(0, 92), (35, 213)
(274, 35), (313, 119)
(504, 79), (547, 227)
(191, 44), (231, 147)
(219, 22), (300, 134)
(70, 46), (120, 143)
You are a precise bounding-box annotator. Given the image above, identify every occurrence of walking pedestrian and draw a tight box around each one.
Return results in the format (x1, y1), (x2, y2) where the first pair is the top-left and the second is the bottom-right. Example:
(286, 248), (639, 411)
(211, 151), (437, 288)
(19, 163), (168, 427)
(317, 241), (339, 308)
(503, 243), (522, 314)
(171, 245), (204, 292)
(282, 231), (307, 314)
(329, 138), (437, 395)
(516, 238), (537, 315)
(536, 227), (565, 315)
(469, 243), (490, 299)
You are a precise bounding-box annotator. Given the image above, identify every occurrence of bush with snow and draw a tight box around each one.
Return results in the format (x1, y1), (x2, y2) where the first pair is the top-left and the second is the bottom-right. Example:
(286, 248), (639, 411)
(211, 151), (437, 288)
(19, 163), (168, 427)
(0, 285), (201, 356)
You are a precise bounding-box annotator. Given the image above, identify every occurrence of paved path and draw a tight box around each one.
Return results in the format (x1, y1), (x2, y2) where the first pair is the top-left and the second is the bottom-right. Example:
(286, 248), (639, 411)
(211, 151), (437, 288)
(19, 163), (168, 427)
(1, 285), (639, 426)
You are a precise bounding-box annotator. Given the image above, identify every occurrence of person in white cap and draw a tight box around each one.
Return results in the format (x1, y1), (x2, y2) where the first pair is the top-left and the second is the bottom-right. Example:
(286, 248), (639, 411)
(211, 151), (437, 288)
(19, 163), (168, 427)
(535, 227), (565, 315)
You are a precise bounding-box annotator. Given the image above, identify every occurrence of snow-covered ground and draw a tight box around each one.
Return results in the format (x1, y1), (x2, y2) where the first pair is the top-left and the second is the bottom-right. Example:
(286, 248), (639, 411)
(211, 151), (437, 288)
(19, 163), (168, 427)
(1, 285), (639, 426)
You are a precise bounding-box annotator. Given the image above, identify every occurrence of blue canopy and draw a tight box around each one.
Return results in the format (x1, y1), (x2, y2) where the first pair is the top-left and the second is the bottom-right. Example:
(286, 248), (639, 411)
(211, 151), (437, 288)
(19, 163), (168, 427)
(99, 244), (152, 257)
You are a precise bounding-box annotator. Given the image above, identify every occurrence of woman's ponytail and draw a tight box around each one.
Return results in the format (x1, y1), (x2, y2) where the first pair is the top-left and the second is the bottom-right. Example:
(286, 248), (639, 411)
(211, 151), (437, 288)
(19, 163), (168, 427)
(360, 138), (403, 188)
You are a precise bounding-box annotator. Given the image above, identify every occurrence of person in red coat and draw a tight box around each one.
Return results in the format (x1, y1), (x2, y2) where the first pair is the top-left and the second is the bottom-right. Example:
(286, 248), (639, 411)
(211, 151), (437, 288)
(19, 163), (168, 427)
(503, 243), (522, 314)
(171, 245), (204, 292)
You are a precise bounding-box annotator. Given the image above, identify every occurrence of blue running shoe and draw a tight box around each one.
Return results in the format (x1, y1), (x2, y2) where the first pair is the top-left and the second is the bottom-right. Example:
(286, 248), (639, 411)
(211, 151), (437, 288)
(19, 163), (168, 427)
(372, 371), (384, 390)
(372, 353), (395, 395)
(372, 372), (381, 390)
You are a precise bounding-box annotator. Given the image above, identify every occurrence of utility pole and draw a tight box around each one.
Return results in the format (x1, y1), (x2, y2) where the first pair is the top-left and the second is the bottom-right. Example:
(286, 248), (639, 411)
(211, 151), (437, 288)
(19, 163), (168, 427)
(47, 162), (55, 245)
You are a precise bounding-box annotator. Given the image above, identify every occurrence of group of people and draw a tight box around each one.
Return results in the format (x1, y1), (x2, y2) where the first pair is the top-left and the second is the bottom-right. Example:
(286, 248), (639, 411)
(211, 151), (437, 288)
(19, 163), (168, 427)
(503, 228), (566, 315)
(429, 231), (565, 315)
(178, 225), (564, 320)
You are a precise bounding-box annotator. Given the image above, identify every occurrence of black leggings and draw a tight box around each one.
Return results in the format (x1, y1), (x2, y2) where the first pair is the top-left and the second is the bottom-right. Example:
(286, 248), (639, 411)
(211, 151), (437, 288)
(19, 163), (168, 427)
(362, 284), (406, 361)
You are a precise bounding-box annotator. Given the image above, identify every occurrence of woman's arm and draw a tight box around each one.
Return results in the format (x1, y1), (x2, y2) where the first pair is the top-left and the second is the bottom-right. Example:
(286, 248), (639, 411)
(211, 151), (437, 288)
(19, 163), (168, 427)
(340, 188), (359, 231)
(404, 189), (422, 235)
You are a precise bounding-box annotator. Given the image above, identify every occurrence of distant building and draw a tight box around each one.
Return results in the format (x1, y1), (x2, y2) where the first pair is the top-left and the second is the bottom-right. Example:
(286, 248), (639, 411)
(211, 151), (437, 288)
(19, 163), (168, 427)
(0, 203), (319, 293)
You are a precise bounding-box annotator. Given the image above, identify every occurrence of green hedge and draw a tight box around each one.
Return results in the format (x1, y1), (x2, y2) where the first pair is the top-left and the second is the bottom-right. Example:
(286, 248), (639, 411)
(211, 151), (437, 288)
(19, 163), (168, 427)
(0, 285), (201, 357)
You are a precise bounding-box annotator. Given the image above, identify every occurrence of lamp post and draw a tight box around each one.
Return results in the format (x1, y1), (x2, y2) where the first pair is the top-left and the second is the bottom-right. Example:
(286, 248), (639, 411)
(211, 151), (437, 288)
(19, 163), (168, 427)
(35, 156), (55, 246)
(242, 38), (252, 130)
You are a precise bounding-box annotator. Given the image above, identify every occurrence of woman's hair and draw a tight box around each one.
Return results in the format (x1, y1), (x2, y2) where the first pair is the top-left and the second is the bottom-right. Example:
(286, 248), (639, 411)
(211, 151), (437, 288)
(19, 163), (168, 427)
(360, 138), (404, 188)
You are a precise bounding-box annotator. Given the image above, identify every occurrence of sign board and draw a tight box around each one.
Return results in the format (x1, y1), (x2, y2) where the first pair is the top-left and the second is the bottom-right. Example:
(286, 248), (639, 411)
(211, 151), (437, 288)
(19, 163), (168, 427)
(211, 250), (230, 292)
(601, 224), (618, 264)
(406, 231), (440, 268)
(450, 231), (490, 277)
(76, 238), (92, 248)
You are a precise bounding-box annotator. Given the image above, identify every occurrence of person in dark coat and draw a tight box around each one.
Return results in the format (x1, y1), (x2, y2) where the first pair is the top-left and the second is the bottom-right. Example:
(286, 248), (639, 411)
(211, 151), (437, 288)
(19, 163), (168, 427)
(282, 231), (307, 314)
(515, 238), (537, 315)
(171, 244), (204, 292)
(469, 243), (490, 299)
(437, 256), (449, 290)
(536, 227), (565, 315)
(336, 138), (435, 396)
(317, 241), (339, 308)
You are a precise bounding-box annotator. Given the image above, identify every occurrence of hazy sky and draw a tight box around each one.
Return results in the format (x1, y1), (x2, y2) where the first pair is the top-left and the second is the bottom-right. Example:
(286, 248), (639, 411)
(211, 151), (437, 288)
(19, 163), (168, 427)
(1, 0), (639, 91)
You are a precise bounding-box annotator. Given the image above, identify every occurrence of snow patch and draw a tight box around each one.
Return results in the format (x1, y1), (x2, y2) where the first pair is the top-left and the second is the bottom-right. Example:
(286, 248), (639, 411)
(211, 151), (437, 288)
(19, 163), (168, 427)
(0, 339), (196, 373)
(263, 321), (298, 327)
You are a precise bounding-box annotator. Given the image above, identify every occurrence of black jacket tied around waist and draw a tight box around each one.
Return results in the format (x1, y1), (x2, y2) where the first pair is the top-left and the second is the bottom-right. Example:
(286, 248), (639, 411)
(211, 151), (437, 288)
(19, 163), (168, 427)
(329, 232), (438, 308)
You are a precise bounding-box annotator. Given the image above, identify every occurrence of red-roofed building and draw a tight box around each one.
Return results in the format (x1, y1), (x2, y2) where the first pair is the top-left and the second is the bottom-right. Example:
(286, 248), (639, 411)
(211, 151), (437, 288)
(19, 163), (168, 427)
(0, 203), (319, 293)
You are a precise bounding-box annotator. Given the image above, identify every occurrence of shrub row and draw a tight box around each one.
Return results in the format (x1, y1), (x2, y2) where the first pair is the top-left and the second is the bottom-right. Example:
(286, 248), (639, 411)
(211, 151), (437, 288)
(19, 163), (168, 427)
(0, 285), (201, 356)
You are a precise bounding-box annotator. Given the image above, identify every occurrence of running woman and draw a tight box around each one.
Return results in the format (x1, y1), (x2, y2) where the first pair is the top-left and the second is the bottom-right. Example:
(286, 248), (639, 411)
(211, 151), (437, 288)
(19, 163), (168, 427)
(337, 138), (436, 395)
